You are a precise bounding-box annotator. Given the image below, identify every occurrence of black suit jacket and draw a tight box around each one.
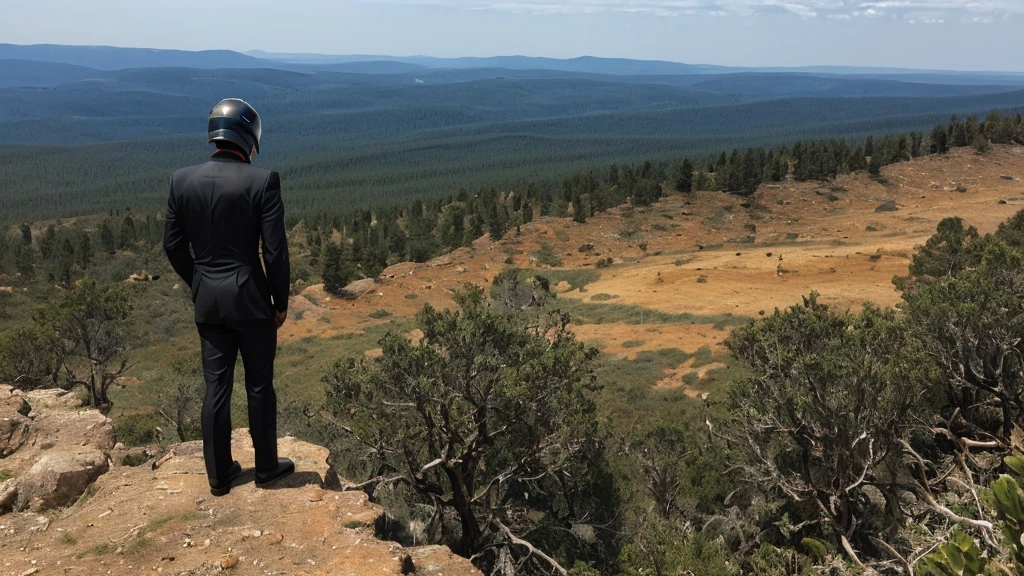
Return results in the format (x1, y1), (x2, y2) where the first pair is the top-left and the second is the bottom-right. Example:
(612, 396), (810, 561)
(164, 151), (290, 324)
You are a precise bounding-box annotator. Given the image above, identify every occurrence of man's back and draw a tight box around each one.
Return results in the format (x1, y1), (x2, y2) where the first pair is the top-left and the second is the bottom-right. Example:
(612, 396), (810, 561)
(164, 150), (290, 325)
(165, 98), (294, 496)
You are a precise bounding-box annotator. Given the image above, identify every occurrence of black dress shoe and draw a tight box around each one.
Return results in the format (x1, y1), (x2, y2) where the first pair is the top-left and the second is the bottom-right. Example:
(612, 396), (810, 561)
(255, 458), (295, 487)
(210, 460), (242, 497)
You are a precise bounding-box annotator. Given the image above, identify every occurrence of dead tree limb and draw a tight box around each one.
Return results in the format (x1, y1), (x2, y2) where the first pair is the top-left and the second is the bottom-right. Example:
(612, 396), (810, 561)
(493, 519), (568, 576)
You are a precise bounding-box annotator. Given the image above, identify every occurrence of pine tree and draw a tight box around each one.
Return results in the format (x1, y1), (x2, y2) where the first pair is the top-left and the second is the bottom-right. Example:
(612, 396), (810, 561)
(79, 233), (93, 269)
(740, 148), (762, 195)
(575, 194), (592, 224)
(608, 165), (620, 187)
(868, 152), (883, 177)
(487, 200), (508, 239)
(99, 221), (116, 254)
(964, 115), (980, 144)
(631, 180), (662, 207)
(322, 241), (354, 295)
(464, 211), (485, 246)
(911, 132), (923, 158)
(120, 215), (136, 248)
(39, 226), (57, 261)
(440, 204), (467, 251)
(406, 209), (439, 263)
(350, 229), (365, 265)
(792, 142), (808, 181)
(949, 115), (968, 147)
(849, 146), (866, 171)
(15, 244), (35, 279)
(930, 125), (949, 154)
(674, 159), (694, 193)
(385, 222), (408, 259)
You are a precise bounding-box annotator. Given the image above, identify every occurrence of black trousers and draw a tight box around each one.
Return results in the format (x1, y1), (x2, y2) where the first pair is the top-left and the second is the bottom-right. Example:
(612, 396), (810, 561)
(196, 319), (279, 486)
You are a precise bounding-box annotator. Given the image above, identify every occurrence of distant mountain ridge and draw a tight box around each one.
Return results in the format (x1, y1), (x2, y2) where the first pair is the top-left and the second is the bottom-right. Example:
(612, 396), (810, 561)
(248, 50), (1024, 78)
(0, 43), (267, 70)
(249, 50), (723, 75)
(8, 43), (1024, 80)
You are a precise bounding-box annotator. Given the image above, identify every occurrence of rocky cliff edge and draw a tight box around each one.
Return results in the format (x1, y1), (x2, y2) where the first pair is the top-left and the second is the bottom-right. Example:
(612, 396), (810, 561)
(0, 384), (479, 576)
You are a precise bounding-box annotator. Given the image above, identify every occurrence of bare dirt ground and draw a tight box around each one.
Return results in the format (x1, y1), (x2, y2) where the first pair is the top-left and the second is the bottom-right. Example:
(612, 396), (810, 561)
(2, 422), (477, 576)
(278, 147), (1023, 374)
(248, 145), (1024, 403)
(569, 323), (726, 360)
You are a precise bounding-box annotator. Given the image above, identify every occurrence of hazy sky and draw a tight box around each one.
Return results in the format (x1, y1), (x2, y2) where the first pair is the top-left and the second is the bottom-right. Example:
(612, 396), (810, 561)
(3, 0), (1023, 71)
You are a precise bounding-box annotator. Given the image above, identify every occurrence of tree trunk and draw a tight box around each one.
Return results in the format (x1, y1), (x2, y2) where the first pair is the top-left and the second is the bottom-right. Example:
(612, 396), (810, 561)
(88, 363), (100, 408)
(445, 466), (482, 556)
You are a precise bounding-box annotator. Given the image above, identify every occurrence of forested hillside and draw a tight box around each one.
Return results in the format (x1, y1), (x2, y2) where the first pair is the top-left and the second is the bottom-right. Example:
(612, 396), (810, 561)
(2, 56), (1024, 224)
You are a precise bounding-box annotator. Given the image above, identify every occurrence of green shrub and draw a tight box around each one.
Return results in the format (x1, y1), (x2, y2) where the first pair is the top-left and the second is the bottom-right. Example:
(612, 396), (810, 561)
(533, 242), (563, 267)
(114, 412), (163, 447)
(122, 452), (149, 467)
(77, 543), (112, 559)
(875, 199), (899, 212)
(524, 269), (599, 292)
(747, 544), (816, 576)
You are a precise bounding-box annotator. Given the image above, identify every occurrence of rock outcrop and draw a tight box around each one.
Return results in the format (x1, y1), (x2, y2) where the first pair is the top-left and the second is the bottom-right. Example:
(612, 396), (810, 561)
(0, 387), (479, 576)
(0, 386), (116, 514)
(0, 388), (31, 458)
(14, 448), (109, 511)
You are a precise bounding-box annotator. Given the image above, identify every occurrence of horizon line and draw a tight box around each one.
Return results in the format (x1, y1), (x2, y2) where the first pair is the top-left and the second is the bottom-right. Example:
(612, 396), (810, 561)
(4, 42), (1024, 75)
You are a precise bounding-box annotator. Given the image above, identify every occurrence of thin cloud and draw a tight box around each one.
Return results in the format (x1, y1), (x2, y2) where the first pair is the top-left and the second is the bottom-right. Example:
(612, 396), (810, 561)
(368, 0), (1024, 21)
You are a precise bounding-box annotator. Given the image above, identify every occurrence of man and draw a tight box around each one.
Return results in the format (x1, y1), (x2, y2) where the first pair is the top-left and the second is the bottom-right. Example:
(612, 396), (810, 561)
(164, 98), (294, 496)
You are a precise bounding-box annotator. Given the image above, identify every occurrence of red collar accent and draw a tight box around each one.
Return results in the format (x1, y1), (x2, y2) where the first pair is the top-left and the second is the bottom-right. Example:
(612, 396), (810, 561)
(213, 149), (250, 163)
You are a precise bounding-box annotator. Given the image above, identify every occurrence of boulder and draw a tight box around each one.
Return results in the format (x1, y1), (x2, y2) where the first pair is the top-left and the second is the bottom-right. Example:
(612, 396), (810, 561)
(0, 411), (30, 458)
(0, 479), (16, 514)
(29, 400), (114, 452)
(22, 388), (73, 408)
(0, 389), (31, 458)
(14, 448), (108, 511)
(232, 429), (339, 489)
(344, 278), (377, 295)
(3, 393), (31, 417)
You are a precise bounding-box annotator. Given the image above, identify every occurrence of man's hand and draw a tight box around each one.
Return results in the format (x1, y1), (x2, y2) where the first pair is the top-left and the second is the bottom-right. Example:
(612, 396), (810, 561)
(275, 309), (287, 329)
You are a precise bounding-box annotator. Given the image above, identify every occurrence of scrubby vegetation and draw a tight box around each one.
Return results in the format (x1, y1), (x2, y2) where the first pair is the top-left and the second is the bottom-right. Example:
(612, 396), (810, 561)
(304, 207), (1024, 575)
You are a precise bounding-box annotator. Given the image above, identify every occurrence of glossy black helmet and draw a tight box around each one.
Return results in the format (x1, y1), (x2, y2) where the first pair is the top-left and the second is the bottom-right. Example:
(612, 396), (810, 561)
(208, 98), (262, 155)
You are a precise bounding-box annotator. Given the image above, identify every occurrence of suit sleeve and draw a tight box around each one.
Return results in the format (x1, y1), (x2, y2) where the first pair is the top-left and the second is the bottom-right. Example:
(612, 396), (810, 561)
(163, 176), (194, 287)
(261, 171), (290, 313)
